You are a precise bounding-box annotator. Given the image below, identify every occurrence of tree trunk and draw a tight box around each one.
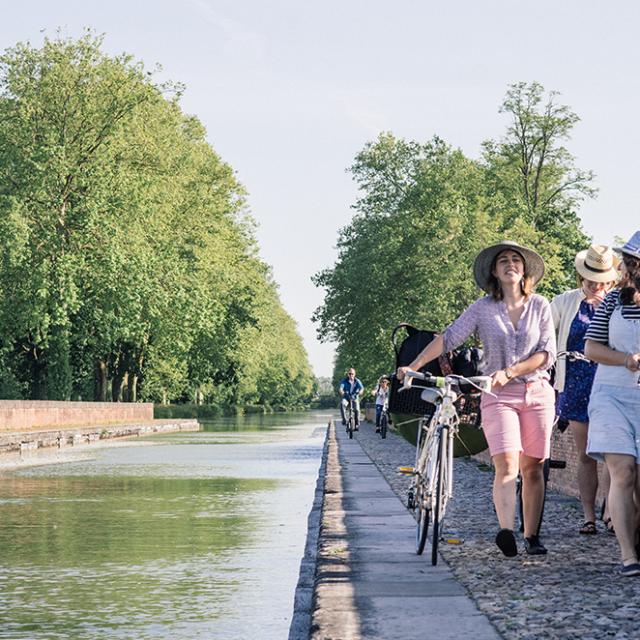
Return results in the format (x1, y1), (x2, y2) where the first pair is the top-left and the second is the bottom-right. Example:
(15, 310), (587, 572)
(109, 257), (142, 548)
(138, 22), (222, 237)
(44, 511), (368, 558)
(128, 374), (138, 403)
(94, 360), (108, 402)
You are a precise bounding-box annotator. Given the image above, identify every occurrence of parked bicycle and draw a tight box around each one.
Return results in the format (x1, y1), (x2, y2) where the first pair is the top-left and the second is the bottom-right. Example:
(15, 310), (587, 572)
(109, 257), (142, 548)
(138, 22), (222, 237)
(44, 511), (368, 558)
(401, 370), (493, 565)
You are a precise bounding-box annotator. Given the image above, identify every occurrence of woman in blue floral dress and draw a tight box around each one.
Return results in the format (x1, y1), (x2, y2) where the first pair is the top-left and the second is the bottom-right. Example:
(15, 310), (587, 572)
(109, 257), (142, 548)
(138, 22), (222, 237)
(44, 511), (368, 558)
(551, 245), (619, 534)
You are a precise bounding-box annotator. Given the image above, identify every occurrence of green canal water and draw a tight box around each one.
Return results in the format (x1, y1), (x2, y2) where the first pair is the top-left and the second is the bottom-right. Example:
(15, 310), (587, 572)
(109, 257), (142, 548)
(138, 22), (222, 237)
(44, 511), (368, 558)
(0, 411), (330, 639)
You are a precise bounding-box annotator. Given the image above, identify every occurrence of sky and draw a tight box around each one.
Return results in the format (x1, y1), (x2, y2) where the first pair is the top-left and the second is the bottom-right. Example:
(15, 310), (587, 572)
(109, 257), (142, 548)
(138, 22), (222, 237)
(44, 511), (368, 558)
(1, 1), (638, 377)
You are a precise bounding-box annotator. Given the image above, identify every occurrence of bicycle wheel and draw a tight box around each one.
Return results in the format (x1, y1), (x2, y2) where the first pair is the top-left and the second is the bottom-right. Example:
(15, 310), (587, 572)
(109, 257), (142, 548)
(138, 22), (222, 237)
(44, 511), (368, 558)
(416, 491), (429, 555)
(431, 427), (447, 566)
(348, 416), (354, 439)
(380, 413), (387, 439)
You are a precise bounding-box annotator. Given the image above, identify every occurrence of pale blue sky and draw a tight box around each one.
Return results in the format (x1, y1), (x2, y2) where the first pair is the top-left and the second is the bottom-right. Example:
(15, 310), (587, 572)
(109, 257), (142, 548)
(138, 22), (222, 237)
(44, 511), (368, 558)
(1, 1), (638, 377)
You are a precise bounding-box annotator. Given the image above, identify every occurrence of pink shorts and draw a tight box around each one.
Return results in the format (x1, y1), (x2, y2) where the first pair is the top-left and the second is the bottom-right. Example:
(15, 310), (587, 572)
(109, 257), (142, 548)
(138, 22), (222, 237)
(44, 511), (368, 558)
(480, 379), (555, 459)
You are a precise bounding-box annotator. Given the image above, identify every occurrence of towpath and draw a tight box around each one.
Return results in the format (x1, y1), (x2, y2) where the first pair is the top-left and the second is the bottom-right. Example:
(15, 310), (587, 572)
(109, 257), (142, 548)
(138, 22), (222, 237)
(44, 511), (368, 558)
(304, 420), (640, 639)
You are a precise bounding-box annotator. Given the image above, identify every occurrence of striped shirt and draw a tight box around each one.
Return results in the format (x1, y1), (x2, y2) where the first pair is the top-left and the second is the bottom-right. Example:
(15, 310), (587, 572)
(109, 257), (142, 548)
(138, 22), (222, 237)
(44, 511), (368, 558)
(584, 289), (640, 344)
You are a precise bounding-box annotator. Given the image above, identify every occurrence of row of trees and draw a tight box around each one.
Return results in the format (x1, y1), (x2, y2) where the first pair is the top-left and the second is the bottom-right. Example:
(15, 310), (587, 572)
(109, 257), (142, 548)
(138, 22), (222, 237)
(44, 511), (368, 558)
(0, 33), (314, 406)
(314, 83), (593, 387)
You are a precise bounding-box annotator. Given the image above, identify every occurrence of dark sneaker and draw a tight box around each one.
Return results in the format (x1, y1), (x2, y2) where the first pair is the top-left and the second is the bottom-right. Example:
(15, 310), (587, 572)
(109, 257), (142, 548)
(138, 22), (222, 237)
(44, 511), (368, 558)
(375, 428), (380, 433)
(621, 563), (640, 577)
(524, 535), (547, 555)
(342, 420), (346, 426)
(495, 528), (518, 557)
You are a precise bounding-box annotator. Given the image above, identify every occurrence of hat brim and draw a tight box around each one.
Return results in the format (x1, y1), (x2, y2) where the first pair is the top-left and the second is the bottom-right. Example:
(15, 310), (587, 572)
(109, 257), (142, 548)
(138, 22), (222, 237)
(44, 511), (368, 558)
(473, 242), (545, 293)
(574, 250), (619, 283)
(614, 246), (640, 260)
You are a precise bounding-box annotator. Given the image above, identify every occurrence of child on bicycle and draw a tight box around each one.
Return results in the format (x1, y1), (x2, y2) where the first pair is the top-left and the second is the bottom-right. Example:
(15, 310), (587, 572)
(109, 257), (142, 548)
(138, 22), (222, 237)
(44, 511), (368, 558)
(372, 376), (390, 433)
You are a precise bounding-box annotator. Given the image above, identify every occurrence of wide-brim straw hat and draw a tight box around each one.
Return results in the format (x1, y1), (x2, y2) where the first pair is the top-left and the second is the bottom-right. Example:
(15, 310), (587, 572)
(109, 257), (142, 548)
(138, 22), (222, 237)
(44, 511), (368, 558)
(473, 240), (545, 293)
(575, 245), (619, 282)
(615, 230), (640, 260)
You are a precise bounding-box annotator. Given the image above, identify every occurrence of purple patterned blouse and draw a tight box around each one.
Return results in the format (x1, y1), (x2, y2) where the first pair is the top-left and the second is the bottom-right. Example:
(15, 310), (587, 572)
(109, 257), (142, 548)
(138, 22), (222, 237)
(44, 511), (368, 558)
(442, 294), (556, 382)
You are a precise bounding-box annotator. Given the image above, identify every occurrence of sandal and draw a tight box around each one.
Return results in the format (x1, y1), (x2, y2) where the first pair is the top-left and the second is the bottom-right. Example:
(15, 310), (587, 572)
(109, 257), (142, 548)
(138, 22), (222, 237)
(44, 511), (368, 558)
(603, 518), (615, 535)
(579, 521), (597, 535)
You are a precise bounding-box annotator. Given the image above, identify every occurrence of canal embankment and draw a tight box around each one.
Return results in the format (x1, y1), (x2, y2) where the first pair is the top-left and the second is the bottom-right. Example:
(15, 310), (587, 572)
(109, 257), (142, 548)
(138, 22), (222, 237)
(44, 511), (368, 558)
(0, 399), (198, 468)
(307, 419), (640, 639)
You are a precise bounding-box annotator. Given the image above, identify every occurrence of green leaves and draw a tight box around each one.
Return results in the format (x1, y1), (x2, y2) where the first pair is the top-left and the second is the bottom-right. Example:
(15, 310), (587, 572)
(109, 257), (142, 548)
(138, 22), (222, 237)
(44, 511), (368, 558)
(315, 83), (593, 388)
(0, 33), (312, 408)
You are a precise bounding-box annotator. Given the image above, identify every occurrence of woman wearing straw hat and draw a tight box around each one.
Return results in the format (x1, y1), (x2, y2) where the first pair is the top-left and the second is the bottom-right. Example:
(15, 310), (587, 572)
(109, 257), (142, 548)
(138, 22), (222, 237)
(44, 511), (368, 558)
(550, 245), (619, 536)
(398, 240), (556, 557)
(585, 230), (640, 576)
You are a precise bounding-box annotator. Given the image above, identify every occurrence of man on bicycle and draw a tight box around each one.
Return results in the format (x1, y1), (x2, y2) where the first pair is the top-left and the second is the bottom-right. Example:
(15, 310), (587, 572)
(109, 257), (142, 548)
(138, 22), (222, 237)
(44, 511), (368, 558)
(338, 368), (364, 430)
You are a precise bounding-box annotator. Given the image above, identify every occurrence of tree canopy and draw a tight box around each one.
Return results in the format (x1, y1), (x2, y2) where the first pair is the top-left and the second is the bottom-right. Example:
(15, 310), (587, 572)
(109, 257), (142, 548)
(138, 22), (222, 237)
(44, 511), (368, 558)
(314, 83), (593, 388)
(0, 32), (314, 407)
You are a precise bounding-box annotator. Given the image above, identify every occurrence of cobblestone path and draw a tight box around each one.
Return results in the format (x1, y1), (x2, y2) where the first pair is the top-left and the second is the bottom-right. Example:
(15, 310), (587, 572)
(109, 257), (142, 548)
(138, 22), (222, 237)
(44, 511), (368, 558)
(354, 422), (640, 640)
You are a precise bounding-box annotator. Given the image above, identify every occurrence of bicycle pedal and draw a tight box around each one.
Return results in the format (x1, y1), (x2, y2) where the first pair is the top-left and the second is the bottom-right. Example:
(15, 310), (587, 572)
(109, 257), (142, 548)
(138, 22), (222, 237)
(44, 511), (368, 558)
(398, 466), (415, 475)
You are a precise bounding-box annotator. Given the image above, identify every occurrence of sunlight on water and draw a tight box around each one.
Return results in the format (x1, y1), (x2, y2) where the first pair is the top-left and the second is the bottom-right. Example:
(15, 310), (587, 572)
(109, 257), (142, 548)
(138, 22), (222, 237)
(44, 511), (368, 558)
(0, 411), (331, 639)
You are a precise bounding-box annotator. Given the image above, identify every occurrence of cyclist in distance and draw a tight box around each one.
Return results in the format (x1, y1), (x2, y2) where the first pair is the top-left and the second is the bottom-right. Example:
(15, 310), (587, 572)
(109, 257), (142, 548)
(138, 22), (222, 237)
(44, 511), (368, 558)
(372, 376), (390, 433)
(338, 368), (364, 430)
(397, 240), (556, 558)
(550, 245), (619, 536)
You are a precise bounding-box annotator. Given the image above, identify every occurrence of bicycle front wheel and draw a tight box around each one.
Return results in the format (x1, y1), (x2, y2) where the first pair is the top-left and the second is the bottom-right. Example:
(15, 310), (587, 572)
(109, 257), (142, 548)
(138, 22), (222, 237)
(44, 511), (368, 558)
(431, 428), (448, 566)
(416, 496), (429, 555)
(348, 416), (354, 439)
(380, 413), (387, 439)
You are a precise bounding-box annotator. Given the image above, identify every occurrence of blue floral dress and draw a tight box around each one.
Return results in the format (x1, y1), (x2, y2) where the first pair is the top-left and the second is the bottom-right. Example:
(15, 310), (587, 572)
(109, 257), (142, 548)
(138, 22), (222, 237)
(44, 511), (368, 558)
(557, 300), (598, 422)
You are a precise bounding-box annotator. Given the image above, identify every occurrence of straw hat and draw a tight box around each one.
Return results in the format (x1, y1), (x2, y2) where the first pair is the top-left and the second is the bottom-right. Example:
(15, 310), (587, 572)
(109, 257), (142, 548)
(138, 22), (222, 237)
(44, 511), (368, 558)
(615, 230), (640, 260)
(574, 245), (619, 282)
(473, 240), (545, 293)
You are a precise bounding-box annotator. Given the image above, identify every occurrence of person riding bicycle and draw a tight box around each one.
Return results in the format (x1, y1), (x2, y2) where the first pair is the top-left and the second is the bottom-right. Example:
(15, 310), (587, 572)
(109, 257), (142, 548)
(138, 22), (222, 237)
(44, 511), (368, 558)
(398, 240), (556, 558)
(338, 368), (364, 430)
(372, 376), (390, 433)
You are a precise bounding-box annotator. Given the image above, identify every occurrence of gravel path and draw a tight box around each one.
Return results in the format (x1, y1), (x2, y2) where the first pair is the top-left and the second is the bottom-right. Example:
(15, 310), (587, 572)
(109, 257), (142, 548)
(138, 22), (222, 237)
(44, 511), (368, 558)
(354, 422), (640, 640)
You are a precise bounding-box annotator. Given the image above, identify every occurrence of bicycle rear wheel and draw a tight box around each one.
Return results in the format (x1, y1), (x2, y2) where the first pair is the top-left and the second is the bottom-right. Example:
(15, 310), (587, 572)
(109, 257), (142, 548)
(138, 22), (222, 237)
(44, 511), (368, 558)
(431, 428), (447, 566)
(380, 413), (387, 439)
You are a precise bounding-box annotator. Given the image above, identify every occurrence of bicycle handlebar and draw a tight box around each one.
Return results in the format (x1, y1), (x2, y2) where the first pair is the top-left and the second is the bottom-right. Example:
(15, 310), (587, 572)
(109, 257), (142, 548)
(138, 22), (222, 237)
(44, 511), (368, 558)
(399, 370), (493, 394)
(557, 350), (591, 363)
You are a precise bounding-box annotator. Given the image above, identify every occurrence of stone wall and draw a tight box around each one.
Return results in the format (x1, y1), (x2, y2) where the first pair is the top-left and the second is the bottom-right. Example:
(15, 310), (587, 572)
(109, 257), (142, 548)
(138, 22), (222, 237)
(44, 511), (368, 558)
(0, 400), (154, 432)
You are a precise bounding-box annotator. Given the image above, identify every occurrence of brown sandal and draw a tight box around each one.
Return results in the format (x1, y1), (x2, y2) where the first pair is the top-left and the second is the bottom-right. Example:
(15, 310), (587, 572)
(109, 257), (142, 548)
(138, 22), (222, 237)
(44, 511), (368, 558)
(579, 521), (597, 535)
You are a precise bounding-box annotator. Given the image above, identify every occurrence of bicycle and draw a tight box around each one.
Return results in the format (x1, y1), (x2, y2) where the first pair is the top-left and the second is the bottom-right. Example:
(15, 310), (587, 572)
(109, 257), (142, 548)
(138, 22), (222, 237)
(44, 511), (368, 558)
(343, 395), (358, 439)
(401, 370), (493, 565)
(379, 400), (389, 439)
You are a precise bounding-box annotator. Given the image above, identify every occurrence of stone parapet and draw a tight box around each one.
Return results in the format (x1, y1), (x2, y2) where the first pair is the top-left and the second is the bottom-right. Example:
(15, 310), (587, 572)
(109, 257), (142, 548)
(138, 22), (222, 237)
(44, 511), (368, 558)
(0, 400), (154, 431)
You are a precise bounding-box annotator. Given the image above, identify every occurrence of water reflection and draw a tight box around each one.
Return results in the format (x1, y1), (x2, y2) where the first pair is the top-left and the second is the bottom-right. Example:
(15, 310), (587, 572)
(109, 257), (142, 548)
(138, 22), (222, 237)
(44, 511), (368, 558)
(0, 410), (330, 639)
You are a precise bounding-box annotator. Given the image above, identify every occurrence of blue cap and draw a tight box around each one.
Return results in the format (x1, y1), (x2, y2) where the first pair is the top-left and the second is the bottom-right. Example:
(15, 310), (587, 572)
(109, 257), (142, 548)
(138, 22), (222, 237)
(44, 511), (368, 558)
(615, 230), (640, 259)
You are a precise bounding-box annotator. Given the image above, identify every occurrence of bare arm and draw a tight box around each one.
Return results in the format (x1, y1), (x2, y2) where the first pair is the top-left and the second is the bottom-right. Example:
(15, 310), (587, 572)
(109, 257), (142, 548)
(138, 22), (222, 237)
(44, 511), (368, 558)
(492, 351), (548, 389)
(396, 335), (444, 380)
(585, 339), (640, 371)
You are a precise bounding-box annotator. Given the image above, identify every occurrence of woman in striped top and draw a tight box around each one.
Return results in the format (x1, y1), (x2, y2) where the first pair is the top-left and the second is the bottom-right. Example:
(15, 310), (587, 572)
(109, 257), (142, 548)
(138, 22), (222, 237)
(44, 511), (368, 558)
(585, 230), (640, 577)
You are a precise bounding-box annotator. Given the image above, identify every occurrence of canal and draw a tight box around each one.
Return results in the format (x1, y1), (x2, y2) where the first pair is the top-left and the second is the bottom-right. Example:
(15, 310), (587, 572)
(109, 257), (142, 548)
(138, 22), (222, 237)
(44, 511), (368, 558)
(0, 411), (330, 639)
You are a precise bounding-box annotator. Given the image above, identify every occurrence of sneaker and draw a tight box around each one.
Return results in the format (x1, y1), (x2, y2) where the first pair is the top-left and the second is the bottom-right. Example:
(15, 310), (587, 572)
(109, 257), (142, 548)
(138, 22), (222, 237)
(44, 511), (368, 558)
(524, 535), (547, 555)
(342, 420), (346, 426)
(495, 528), (518, 557)
(621, 563), (640, 577)
(375, 428), (380, 433)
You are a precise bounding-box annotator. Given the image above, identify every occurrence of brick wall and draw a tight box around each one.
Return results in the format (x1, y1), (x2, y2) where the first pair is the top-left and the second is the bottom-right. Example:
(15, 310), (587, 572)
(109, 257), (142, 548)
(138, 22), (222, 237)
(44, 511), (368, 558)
(0, 400), (154, 432)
